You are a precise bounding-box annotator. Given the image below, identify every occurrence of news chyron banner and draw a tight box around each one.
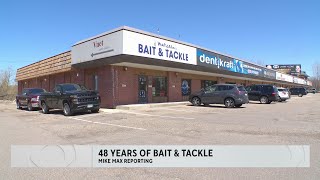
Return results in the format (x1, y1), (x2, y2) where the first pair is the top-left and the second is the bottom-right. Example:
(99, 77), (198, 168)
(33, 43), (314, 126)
(11, 145), (309, 168)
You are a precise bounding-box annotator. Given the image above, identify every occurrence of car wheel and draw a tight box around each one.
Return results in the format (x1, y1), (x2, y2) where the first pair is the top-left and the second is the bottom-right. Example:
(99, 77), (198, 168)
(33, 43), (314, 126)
(235, 104), (242, 108)
(92, 109), (99, 113)
(41, 101), (49, 114)
(16, 101), (21, 109)
(191, 97), (201, 106)
(267, 101), (272, 104)
(298, 93), (303, 97)
(27, 102), (33, 111)
(63, 103), (73, 116)
(260, 96), (268, 104)
(224, 98), (235, 108)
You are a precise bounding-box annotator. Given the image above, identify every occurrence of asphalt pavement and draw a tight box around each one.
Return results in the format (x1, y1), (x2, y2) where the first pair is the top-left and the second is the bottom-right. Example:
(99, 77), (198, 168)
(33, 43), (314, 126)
(0, 94), (320, 179)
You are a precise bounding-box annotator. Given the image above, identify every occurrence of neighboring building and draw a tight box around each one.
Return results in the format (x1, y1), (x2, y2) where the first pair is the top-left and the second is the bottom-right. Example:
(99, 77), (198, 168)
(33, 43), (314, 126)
(266, 64), (302, 77)
(298, 71), (309, 80)
(16, 26), (312, 108)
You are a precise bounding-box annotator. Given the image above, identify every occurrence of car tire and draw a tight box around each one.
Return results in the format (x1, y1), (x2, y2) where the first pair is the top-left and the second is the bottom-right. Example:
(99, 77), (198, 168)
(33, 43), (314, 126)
(191, 97), (201, 106)
(92, 109), (99, 113)
(298, 93), (303, 97)
(27, 101), (33, 111)
(41, 101), (49, 114)
(235, 104), (242, 108)
(63, 102), (73, 116)
(16, 101), (21, 109)
(267, 101), (272, 104)
(224, 98), (235, 108)
(260, 96), (269, 104)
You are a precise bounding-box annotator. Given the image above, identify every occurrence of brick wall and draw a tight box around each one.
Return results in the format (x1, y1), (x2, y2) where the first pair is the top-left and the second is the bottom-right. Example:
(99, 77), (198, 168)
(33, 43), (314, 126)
(18, 65), (294, 108)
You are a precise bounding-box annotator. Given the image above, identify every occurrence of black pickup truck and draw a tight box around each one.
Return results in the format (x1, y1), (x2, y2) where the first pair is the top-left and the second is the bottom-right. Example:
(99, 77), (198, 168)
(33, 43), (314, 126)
(39, 83), (101, 116)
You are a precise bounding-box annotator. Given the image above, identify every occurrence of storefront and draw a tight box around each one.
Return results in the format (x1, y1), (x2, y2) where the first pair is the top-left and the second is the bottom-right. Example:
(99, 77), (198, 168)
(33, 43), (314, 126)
(16, 26), (312, 108)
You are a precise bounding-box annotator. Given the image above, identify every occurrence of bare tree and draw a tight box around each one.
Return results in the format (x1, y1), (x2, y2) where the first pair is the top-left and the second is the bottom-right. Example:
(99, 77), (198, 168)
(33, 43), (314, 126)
(0, 67), (17, 100)
(312, 62), (320, 90)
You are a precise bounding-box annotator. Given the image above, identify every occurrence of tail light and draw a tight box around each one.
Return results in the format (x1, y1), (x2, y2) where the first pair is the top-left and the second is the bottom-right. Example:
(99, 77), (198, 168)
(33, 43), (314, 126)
(271, 92), (276, 96)
(31, 96), (39, 102)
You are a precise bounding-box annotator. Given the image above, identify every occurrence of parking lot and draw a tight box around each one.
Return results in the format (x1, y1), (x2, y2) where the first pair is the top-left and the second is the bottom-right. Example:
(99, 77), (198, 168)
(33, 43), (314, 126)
(1, 94), (320, 179)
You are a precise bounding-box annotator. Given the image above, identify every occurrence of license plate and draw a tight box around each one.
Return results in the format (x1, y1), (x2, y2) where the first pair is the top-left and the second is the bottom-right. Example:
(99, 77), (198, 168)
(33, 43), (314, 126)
(87, 104), (93, 108)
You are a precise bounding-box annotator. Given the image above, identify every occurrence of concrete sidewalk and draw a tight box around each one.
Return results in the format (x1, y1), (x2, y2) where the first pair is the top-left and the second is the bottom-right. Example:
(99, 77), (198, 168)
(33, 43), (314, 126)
(112, 101), (191, 110)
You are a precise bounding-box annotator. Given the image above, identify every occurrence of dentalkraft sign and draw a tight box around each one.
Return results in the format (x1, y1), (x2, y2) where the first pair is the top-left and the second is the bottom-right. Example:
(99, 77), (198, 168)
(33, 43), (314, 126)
(123, 30), (196, 65)
(197, 49), (267, 77)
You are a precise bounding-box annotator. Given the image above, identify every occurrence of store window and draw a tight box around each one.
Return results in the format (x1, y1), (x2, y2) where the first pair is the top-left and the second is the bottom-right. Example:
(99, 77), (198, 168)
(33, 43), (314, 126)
(152, 77), (167, 97)
(201, 80), (217, 89)
(181, 79), (191, 96)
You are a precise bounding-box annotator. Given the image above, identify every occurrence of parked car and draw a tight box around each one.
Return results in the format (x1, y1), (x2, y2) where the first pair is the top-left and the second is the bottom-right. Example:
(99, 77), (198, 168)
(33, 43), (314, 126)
(277, 87), (290, 102)
(307, 88), (317, 94)
(289, 87), (307, 97)
(245, 84), (279, 104)
(189, 84), (249, 108)
(16, 88), (46, 111)
(39, 83), (101, 116)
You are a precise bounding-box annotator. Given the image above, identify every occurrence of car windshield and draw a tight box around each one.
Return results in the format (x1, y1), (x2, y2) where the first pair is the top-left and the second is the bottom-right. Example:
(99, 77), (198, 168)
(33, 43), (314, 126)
(278, 89), (284, 92)
(29, 89), (45, 94)
(237, 86), (246, 91)
(61, 84), (87, 92)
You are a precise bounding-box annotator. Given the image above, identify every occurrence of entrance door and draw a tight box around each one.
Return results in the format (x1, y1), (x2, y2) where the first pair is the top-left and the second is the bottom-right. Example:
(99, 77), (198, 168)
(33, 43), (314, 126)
(138, 75), (148, 103)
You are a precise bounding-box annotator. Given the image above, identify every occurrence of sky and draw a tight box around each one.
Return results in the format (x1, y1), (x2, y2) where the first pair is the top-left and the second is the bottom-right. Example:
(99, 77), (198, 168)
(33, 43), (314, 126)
(0, 0), (319, 78)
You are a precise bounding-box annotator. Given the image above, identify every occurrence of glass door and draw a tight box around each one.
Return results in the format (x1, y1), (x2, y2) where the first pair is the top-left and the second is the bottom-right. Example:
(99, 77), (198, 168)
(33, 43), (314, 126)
(138, 75), (148, 103)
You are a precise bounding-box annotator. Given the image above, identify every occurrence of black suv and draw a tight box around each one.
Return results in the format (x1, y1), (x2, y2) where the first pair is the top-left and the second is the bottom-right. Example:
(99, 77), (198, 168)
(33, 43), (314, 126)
(189, 84), (249, 108)
(246, 84), (279, 104)
(289, 87), (307, 97)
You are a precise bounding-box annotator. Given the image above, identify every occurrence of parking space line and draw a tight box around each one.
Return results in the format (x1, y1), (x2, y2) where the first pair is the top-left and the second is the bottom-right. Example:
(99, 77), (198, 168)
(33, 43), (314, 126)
(78, 113), (106, 118)
(68, 117), (147, 131)
(154, 107), (222, 114)
(124, 111), (195, 120)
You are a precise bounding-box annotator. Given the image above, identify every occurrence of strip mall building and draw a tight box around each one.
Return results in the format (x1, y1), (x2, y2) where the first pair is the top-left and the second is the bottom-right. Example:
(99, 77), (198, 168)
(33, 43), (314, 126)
(16, 26), (312, 108)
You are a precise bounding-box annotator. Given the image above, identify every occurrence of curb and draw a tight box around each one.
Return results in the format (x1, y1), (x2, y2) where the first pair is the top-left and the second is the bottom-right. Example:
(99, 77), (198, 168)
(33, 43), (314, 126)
(115, 101), (191, 110)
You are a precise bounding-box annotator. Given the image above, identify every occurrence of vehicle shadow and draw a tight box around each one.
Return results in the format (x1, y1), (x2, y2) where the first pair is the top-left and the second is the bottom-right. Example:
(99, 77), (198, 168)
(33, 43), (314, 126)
(186, 104), (245, 109)
(37, 109), (95, 116)
(248, 102), (278, 104)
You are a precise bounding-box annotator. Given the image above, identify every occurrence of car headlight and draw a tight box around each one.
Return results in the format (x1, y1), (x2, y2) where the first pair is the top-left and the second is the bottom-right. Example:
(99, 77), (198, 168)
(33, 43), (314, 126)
(70, 95), (77, 98)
